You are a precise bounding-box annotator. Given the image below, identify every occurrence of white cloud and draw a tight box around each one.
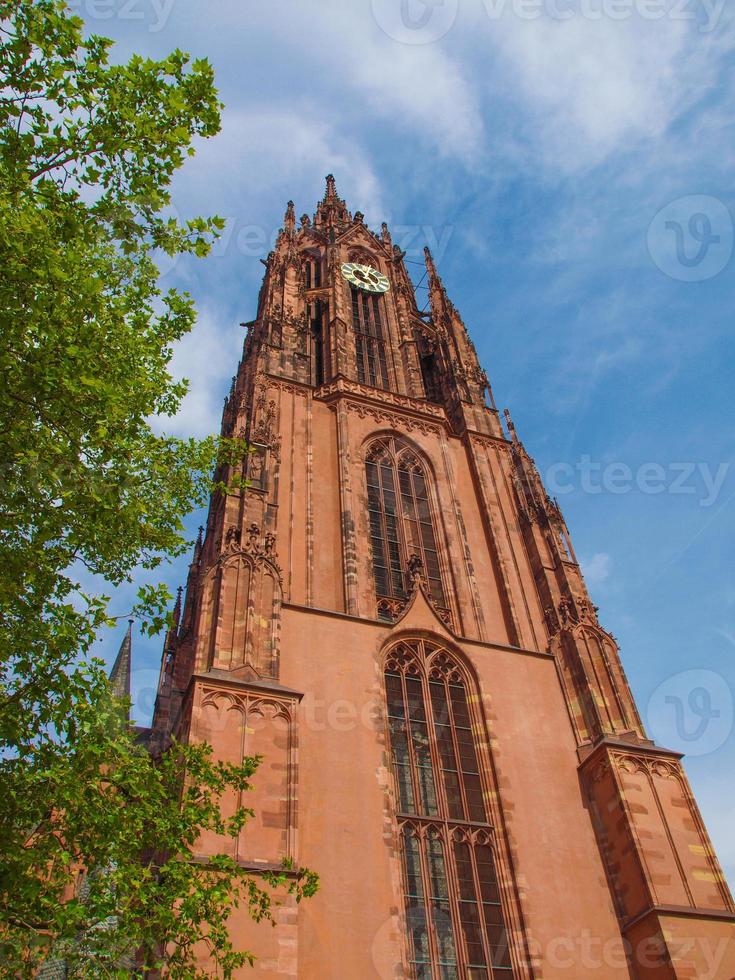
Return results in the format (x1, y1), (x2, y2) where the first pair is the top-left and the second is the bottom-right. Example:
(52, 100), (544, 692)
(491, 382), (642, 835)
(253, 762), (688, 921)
(345, 34), (483, 164)
(477, 6), (734, 174)
(170, 0), (484, 168)
(169, 106), (387, 231)
(581, 551), (612, 586)
(152, 308), (244, 439)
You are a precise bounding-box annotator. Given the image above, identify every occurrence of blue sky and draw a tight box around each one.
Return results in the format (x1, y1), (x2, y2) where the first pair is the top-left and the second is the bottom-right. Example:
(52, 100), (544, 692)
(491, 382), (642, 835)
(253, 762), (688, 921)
(89, 0), (735, 885)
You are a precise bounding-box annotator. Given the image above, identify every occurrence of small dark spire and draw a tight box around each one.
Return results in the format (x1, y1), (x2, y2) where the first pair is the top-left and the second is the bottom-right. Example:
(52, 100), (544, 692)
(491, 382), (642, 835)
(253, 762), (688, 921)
(172, 586), (183, 628)
(324, 174), (337, 200)
(381, 222), (392, 247)
(109, 620), (133, 712)
(195, 525), (204, 560)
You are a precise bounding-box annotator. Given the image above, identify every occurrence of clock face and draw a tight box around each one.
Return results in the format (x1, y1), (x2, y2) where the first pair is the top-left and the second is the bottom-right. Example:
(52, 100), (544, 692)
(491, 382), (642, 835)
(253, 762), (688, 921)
(341, 262), (390, 294)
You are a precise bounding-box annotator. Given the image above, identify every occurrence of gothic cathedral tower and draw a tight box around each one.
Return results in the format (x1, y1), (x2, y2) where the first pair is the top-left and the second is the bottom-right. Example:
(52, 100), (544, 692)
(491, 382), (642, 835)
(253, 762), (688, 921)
(151, 178), (735, 979)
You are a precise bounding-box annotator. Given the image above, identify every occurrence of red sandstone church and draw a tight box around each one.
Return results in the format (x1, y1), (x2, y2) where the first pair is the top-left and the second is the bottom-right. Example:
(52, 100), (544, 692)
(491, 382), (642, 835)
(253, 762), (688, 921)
(129, 177), (734, 978)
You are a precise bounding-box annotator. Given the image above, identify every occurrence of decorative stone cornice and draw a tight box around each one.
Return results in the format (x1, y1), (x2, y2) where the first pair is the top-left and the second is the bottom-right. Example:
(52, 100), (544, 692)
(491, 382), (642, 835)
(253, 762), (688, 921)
(315, 376), (448, 434)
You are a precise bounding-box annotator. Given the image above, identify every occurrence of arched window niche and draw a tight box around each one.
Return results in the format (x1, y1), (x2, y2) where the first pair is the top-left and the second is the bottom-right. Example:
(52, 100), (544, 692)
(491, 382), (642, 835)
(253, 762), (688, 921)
(364, 435), (451, 625)
(384, 638), (515, 980)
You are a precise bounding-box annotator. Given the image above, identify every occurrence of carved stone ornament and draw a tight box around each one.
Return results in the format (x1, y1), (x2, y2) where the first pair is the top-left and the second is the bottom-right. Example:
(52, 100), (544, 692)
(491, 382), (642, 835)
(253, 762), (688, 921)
(217, 523), (282, 579)
(377, 555), (454, 630)
(225, 525), (241, 551)
(407, 553), (427, 588)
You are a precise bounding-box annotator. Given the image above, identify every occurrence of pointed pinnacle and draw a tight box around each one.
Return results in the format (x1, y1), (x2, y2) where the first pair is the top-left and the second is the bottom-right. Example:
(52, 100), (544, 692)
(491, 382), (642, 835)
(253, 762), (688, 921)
(172, 586), (183, 626)
(424, 245), (440, 283)
(284, 199), (296, 233)
(324, 174), (337, 200)
(503, 408), (520, 444)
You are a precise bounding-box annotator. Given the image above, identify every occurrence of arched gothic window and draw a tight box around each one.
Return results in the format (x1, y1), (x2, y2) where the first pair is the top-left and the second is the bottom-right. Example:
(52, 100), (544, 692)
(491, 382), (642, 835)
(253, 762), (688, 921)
(351, 286), (389, 389)
(365, 437), (447, 621)
(385, 641), (514, 979)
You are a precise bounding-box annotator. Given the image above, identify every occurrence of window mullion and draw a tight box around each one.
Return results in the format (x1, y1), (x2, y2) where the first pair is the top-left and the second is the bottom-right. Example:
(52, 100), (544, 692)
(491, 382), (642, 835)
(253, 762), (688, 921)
(393, 456), (412, 597)
(388, 454), (405, 599)
(469, 841), (494, 978)
(401, 670), (423, 821)
(408, 468), (425, 568)
(442, 827), (472, 980)
(417, 827), (446, 980)
(377, 458), (391, 598)
(445, 677), (471, 823)
(423, 658), (454, 827)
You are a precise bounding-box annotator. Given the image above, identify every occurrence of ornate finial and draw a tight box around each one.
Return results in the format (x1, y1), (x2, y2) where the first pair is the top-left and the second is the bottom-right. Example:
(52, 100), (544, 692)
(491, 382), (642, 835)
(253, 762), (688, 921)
(325, 174), (337, 199)
(284, 200), (296, 233)
(172, 586), (183, 627)
(381, 222), (392, 247)
(353, 210), (364, 225)
(300, 213), (311, 228)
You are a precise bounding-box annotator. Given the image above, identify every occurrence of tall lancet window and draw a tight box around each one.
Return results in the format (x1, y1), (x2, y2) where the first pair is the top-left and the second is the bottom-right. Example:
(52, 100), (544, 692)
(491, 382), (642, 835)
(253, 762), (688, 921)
(385, 641), (515, 980)
(365, 437), (447, 621)
(351, 286), (389, 389)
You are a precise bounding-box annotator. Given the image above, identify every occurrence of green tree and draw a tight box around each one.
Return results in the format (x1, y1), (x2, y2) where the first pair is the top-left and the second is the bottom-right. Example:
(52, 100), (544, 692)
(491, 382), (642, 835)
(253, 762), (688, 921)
(0, 2), (317, 974)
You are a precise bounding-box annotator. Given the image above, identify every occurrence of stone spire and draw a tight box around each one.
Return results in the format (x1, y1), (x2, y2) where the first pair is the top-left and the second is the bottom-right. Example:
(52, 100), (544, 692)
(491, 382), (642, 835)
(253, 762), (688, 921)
(324, 173), (338, 201)
(423, 244), (441, 288)
(284, 199), (296, 235)
(109, 619), (133, 712)
(314, 173), (350, 230)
